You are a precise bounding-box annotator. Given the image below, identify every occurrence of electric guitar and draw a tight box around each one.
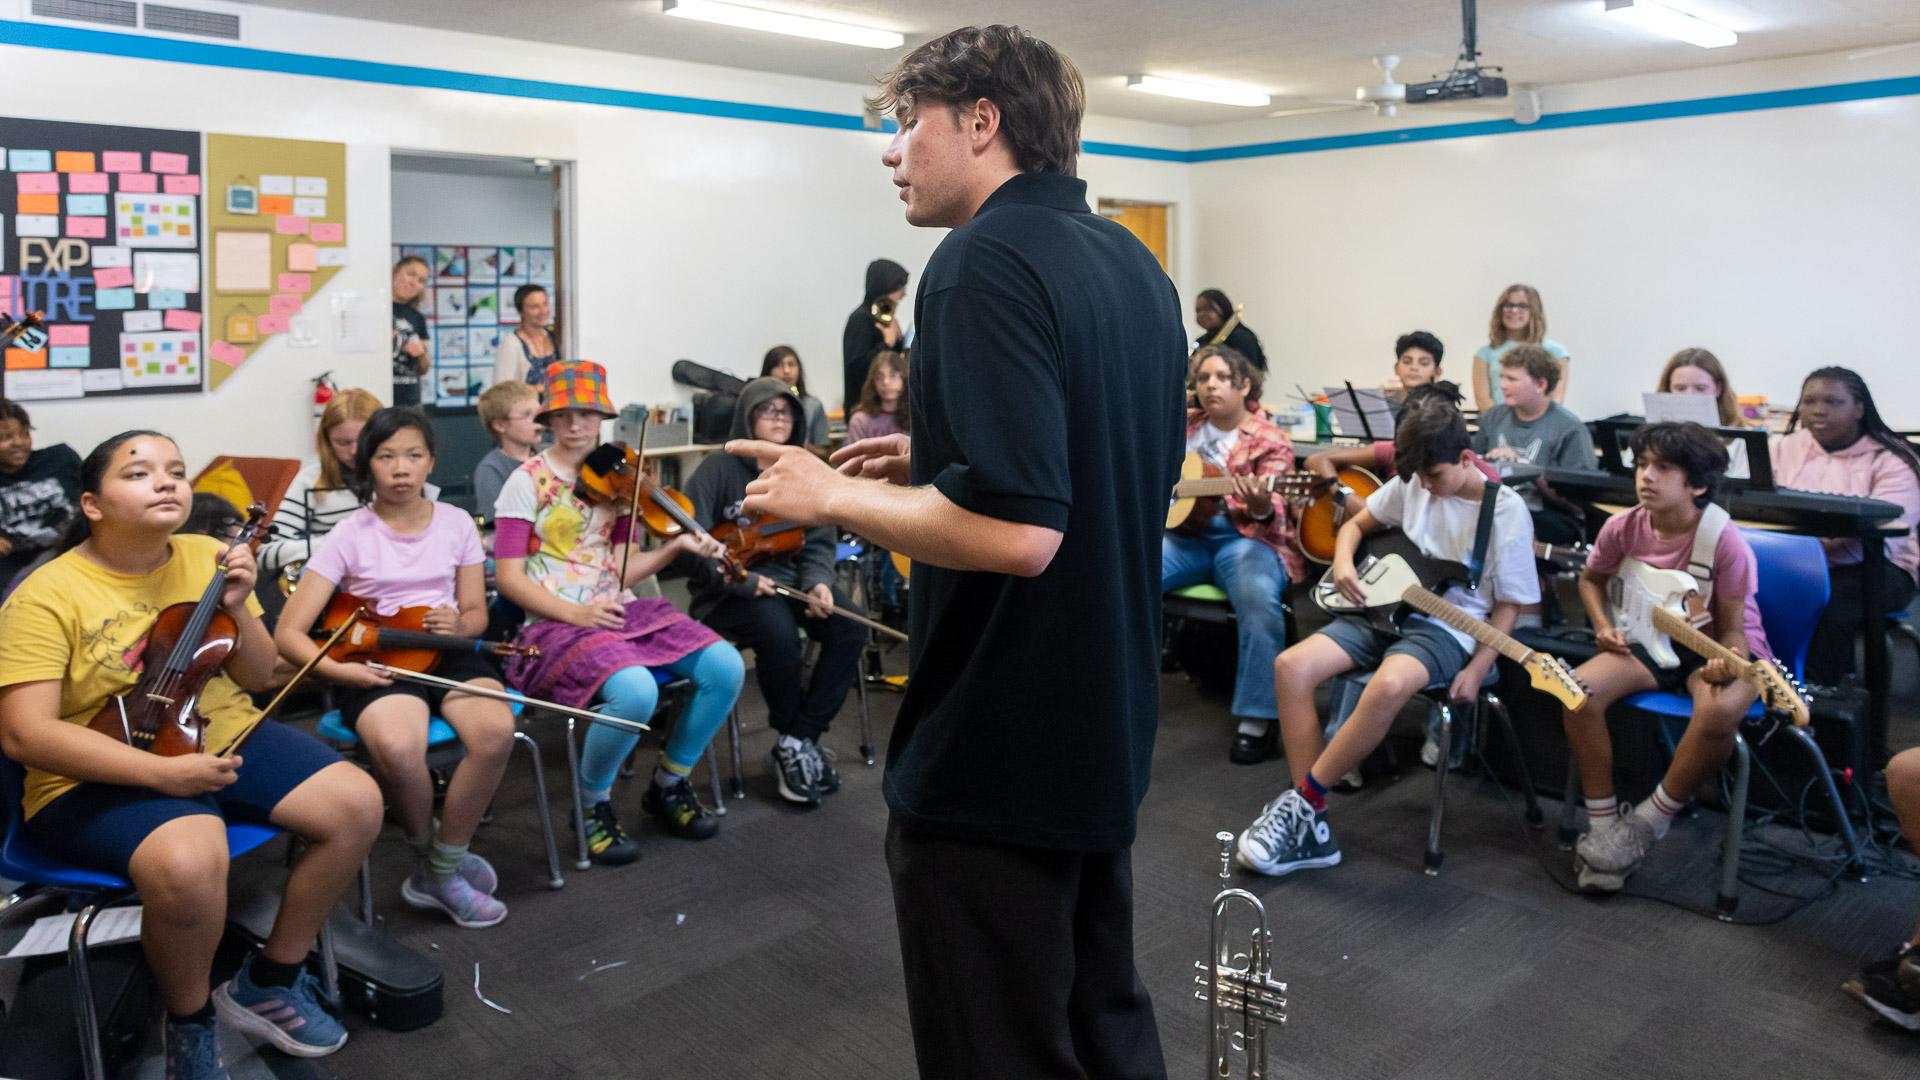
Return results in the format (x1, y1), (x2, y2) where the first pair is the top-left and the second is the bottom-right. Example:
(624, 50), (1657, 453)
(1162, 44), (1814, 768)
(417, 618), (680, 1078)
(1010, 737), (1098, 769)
(1604, 558), (1809, 726)
(1534, 540), (1590, 574)
(1313, 530), (1589, 711)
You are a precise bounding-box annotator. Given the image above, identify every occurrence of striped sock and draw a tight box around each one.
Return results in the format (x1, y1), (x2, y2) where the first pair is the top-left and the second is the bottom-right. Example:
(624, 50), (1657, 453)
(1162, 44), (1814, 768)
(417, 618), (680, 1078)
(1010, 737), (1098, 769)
(1585, 795), (1619, 825)
(653, 759), (692, 789)
(427, 839), (468, 881)
(1635, 783), (1687, 840)
(1299, 771), (1329, 812)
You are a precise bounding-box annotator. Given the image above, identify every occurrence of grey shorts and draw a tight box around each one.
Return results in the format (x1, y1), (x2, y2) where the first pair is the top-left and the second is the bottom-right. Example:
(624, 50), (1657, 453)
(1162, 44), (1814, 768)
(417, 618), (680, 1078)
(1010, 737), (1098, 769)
(1317, 614), (1472, 690)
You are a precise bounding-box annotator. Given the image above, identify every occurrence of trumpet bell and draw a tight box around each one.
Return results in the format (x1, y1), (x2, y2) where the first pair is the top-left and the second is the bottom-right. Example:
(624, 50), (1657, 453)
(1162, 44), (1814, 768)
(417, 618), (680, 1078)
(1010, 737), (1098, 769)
(870, 297), (896, 327)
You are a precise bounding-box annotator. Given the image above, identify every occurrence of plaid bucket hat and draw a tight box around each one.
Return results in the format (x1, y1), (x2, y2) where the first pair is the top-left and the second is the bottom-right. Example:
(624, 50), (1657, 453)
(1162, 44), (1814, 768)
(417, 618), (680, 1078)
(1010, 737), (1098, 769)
(539, 360), (616, 420)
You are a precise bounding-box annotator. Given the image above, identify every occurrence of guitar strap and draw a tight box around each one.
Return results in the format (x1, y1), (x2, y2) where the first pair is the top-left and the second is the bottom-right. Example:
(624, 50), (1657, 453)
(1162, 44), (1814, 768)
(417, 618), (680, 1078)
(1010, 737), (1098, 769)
(1685, 502), (1731, 601)
(1467, 480), (1500, 592)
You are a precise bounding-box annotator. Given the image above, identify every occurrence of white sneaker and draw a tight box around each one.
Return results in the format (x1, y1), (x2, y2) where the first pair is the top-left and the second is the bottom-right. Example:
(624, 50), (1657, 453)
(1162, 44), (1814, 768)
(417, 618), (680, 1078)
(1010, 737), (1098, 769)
(1574, 809), (1654, 892)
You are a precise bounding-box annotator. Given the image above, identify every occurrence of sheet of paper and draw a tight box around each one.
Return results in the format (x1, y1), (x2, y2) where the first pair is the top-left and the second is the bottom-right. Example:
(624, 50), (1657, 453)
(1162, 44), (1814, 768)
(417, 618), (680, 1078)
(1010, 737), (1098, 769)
(292, 197), (326, 218)
(2, 368), (84, 400)
(149, 151), (188, 175)
(274, 215), (309, 236)
(16, 172), (59, 195)
(259, 195), (293, 216)
(69, 172), (109, 194)
(285, 243), (318, 272)
(14, 215), (58, 238)
(315, 246), (349, 267)
(309, 222), (344, 243)
(134, 252), (201, 293)
(92, 245), (131, 268)
(5, 347), (45, 370)
(278, 272), (311, 294)
(213, 231), (273, 293)
(269, 293), (302, 317)
(117, 173), (157, 194)
(122, 310), (163, 332)
(1642, 392), (1722, 426)
(16, 192), (57, 215)
(115, 194), (197, 248)
(147, 289), (186, 310)
(55, 150), (96, 173)
(93, 266), (134, 289)
(100, 150), (142, 173)
(162, 175), (201, 196)
(8, 149), (53, 172)
(256, 313), (290, 334)
(119, 331), (201, 388)
(49, 346), (91, 368)
(164, 309), (203, 332)
(294, 176), (328, 196)
(259, 175), (294, 196)
(83, 368), (124, 392)
(67, 217), (106, 239)
(210, 339), (245, 366)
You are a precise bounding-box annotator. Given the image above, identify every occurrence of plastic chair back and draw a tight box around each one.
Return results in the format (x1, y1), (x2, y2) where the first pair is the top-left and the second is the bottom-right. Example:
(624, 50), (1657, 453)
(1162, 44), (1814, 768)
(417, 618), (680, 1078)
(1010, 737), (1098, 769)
(194, 456), (302, 522)
(1741, 528), (1829, 679)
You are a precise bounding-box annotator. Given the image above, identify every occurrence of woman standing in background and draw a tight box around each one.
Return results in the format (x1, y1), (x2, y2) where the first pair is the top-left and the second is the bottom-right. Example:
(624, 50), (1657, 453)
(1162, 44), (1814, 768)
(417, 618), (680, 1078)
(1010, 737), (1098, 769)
(390, 256), (431, 407)
(492, 284), (559, 390)
(1472, 283), (1569, 410)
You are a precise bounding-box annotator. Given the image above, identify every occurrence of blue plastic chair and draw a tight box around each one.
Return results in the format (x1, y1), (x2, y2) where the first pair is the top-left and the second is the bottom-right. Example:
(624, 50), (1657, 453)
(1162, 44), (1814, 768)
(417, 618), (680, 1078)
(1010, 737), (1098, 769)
(313, 698), (564, 919)
(0, 754), (334, 1080)
(1559, 529), (1863, 915)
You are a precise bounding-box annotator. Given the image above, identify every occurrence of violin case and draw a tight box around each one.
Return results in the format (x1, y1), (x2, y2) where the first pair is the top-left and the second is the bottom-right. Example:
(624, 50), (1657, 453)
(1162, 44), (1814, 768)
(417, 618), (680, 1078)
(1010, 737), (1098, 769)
(226, 886), (444, 1032)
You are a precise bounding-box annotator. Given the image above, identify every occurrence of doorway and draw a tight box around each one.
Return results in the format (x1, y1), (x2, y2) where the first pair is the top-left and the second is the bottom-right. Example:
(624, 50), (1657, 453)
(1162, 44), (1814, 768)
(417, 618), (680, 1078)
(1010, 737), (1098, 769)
(1098, 199), (1171, 271)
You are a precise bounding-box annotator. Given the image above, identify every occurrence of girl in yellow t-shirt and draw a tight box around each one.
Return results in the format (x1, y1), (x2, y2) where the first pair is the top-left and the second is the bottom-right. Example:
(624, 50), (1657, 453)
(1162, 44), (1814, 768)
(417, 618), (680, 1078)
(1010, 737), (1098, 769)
(0, 431), (381, 1076)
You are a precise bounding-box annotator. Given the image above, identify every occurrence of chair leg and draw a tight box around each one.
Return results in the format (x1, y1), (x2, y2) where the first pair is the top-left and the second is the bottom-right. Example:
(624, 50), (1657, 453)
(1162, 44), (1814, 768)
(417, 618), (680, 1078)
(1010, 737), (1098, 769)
(1716, 733), (1751, 920)
(357, 856), (374, 925)
(705, 742), (727, 816)
(316, 909), (342, 1005)
(1482, 692), (1543, 826)
(727, 707), (746, 800)
(514, 730), (565, 889)
(70, 902), (107, 1080)
(1557, 758), (1583, 849)
(1780, 724), (1866, 880)
(855, 654), (876, 766)
(564, 717), (591, 871)
(1424, 699), (1454, 876)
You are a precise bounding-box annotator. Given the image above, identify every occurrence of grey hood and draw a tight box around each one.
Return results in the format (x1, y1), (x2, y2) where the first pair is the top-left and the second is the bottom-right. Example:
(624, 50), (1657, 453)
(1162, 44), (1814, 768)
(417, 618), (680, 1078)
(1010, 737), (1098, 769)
(729, 376), (809, 447)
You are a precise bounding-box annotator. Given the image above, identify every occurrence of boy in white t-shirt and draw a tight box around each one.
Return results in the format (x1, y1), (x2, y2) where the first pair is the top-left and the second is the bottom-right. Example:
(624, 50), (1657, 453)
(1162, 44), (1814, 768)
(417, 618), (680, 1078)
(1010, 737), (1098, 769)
(1237, 402), (1539, 876)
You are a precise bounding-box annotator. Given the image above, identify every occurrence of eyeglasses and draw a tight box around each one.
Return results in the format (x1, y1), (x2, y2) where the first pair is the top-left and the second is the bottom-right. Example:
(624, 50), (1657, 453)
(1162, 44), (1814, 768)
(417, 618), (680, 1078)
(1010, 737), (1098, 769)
(1501, 302), (1532, 312)
(751, 404), (795, 422)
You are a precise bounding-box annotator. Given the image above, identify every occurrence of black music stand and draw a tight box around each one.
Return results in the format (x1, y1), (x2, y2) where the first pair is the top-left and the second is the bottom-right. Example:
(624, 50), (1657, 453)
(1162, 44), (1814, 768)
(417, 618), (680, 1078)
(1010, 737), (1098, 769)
(1590, 414), (1774, 492)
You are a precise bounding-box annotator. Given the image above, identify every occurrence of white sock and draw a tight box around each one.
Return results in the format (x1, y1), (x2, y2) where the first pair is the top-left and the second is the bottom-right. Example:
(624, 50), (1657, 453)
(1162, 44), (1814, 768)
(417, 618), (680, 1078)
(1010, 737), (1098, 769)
(779, 733), (805, 751)
(1634, 784), (1686, 840)
(1584, 795), (1619, 826)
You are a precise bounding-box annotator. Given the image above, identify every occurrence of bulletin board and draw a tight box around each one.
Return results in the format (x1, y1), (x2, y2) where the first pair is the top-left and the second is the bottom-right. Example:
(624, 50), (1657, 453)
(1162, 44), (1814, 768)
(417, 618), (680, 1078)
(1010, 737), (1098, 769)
(395, 243), (555, 407)
(204, 133), (347, 390)
(0, 117), (204, 402)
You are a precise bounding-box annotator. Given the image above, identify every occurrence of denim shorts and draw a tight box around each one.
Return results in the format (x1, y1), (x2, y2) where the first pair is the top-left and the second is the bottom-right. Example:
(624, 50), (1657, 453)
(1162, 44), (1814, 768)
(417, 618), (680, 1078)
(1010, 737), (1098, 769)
(1317, 614), (1471, 689)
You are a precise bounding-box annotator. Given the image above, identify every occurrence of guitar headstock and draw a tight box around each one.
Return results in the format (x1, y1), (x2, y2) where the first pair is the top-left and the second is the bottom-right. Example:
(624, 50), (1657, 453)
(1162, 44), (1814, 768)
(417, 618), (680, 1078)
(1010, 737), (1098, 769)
(1755, 658), (1810, 727)
(1524, 652), (1590, 711)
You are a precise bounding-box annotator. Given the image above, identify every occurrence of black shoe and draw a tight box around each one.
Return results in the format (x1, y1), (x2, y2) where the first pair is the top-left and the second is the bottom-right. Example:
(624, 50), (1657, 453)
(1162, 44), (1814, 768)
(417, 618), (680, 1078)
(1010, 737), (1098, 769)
(642, 778), (721, 840)
(812, 741), (841, 796)
(769, 741), (821, 807)
(578, 800), (641, 867)
(1230, 727), (1277, 765)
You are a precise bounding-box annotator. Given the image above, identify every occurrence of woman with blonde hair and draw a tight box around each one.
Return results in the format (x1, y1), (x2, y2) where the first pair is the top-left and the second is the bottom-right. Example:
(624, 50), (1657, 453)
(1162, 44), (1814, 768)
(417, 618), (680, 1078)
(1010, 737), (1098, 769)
(1471, 283), (1570, 410)
(1657, 347), (1743, 427)
(260, 388), (436, 581)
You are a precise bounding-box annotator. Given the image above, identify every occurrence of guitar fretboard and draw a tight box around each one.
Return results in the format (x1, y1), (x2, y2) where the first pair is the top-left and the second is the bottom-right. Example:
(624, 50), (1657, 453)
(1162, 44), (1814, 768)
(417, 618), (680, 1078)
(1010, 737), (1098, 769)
(1403, 585), (1530, 664)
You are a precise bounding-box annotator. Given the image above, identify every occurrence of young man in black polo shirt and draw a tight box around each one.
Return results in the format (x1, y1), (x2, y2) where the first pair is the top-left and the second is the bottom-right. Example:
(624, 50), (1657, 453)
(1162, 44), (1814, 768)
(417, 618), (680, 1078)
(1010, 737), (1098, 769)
(727, 24), (1185, 1080)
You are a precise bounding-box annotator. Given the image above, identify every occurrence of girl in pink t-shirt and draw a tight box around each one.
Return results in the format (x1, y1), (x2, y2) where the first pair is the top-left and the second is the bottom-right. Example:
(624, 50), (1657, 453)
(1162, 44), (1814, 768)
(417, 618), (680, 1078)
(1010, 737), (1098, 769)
(1564, 422), (1771, 895)
(276, 408), (515, 929)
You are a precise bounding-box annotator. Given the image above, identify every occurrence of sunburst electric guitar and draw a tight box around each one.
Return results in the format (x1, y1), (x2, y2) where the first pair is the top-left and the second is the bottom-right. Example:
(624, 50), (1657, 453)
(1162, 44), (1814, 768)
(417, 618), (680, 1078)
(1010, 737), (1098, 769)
(1313, 530), (1589, 711)
(1605, 559), (1809, 725)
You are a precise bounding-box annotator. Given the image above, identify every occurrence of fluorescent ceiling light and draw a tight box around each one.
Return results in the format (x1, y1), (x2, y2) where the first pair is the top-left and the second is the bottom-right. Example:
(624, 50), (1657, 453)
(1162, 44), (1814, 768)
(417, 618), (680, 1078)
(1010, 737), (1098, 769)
(1126, 75), (1270, 108)
(1604, 0), (1737, 49)
(662, 0), (903, 49)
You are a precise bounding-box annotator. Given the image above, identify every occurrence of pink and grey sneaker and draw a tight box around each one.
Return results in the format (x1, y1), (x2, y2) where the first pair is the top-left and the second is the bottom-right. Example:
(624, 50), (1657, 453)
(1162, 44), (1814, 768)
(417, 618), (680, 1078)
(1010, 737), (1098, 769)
(211, 956), (348, 1058)
(457, 850), (497, 894)
(401, 867), (509, 929)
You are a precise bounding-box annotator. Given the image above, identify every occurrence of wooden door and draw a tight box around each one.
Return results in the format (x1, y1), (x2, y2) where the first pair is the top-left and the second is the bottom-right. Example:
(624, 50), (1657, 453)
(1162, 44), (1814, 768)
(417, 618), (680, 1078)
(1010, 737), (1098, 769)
(1098, 200), (1170, 271)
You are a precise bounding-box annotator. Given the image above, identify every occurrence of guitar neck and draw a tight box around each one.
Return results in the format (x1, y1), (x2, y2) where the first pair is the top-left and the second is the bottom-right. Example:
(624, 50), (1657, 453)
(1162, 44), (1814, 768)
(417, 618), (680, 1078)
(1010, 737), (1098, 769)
(1649, 608), (1744, 669)
(1402, 586), (1531, 664)
(1172, 474), (1296, 498)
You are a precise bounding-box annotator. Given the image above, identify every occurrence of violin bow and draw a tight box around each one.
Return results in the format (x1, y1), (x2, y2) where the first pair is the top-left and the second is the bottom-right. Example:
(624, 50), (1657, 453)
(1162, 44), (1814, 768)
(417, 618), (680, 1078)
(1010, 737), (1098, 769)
(216, 610), (362, 758)
(618, 410), (653, 591)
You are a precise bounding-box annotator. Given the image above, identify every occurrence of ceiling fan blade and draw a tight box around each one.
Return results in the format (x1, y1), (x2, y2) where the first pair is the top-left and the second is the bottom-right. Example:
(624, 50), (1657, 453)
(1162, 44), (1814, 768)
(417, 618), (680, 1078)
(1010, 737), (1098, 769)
(1848, 40), (1920, 61)
(1266, 104), (1363, 118)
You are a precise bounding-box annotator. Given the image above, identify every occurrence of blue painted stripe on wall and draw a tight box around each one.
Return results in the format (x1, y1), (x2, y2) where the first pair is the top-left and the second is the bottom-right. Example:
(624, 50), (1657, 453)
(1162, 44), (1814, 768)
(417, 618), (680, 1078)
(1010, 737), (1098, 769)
(2, 19), (1916, 164)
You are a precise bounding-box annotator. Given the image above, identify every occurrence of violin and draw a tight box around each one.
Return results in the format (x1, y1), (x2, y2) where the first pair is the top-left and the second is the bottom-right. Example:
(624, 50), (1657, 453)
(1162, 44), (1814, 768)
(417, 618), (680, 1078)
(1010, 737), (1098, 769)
(89, 504), (272, 756)
(574, 442), (702, 542)
(709, 517), (804, 574)
(315, 591), (539, 674)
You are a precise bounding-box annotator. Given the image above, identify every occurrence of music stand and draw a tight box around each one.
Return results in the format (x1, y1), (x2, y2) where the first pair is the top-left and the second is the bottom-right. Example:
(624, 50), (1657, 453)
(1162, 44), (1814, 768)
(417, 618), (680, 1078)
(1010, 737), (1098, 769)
(1589, 414), (1774, 492)
(1325, 382), (1395, 441)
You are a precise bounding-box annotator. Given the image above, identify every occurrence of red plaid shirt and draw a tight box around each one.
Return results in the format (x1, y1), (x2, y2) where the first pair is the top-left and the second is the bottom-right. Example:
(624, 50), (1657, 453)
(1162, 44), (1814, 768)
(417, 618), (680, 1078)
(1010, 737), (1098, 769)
(1184, 405), (1304, 582)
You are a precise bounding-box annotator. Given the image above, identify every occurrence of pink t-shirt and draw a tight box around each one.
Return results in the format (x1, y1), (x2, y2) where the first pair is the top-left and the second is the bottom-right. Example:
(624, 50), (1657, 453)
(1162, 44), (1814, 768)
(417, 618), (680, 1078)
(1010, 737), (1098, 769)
(847, 409), (904, 442)
(1586, 505), (1772, 661)
(305, 502), (486, 615)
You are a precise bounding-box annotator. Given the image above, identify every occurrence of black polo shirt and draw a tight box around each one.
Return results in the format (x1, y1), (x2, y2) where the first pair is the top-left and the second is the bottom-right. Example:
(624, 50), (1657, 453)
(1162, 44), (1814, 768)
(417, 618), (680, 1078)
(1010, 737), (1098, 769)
(886, 171), (1186, 852)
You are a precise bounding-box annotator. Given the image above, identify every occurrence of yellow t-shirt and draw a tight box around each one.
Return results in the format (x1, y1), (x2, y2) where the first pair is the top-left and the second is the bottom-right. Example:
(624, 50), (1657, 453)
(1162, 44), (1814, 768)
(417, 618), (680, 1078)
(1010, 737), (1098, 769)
(0, 535), (265, 819)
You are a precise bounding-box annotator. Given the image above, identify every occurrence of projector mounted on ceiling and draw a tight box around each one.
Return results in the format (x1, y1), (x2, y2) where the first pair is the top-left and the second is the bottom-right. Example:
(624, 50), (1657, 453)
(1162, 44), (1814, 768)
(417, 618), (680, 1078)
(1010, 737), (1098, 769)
(1407, 0), (1508, 106)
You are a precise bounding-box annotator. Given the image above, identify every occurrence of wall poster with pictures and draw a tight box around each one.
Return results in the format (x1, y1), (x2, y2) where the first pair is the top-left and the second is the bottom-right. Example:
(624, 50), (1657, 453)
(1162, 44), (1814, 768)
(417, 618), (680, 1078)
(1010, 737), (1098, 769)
(0, 117), (204, 401)
(396, 243), (554, 407)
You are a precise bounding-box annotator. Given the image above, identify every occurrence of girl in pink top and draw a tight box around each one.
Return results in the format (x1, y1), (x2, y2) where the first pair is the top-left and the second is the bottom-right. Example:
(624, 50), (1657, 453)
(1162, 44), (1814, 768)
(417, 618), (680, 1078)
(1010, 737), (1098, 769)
(276, 408), (515, 929)
(1771, 367), (1920, 684)
(847, 349), (909, 442)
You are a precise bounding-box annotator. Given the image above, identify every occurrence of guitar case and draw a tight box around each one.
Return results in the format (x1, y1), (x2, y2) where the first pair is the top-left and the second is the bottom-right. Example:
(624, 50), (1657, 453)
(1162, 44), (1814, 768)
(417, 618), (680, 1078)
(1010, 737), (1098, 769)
(0, 939), (157, 1079)
(225, 886), (444, 1032)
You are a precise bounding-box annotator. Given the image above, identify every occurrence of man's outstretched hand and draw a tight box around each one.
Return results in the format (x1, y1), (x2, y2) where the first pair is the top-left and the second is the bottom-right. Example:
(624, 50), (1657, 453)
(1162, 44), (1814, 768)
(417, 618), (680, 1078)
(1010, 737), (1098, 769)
(829, 434), (912, 487)
(727, 440), (853, 526)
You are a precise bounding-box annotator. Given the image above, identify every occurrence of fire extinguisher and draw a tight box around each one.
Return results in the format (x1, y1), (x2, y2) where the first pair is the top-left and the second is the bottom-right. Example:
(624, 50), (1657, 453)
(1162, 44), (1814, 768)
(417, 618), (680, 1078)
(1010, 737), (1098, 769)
(312, 370), (337, 421)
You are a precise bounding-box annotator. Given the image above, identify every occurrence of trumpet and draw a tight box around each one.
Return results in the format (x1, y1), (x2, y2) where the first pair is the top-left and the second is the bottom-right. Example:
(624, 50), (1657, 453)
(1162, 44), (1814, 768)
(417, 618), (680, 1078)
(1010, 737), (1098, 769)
(1207, 304), (1244, 347)
(870, 296), (896, 327)
(1195, 831), (1287, 1079)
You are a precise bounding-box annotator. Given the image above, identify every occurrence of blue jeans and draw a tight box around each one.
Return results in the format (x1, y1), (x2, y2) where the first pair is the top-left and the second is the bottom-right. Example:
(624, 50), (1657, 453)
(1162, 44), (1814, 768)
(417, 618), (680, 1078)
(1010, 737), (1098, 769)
(577, 642), (745, 798)
(1162, 513), (1290, 721)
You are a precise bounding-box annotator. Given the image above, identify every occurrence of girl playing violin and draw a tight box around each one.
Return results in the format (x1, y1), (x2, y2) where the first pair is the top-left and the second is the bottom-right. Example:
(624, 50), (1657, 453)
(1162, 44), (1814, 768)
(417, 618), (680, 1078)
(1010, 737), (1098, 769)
(0, 431), (381, 1078)
(275, 407), (516, 928)
(683, 377), (866, 808)
(492, 361), (744, 865)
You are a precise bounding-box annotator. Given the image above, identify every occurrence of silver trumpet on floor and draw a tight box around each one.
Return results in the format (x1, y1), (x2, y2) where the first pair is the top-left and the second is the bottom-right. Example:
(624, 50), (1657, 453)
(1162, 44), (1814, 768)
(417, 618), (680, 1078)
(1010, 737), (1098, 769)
(1196, 831), (1287, 1078)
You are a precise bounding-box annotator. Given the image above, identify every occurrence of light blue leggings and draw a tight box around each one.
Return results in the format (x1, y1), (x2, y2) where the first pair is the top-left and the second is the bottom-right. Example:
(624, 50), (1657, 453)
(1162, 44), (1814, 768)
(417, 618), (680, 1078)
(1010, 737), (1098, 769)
(577, 642), (745, 797)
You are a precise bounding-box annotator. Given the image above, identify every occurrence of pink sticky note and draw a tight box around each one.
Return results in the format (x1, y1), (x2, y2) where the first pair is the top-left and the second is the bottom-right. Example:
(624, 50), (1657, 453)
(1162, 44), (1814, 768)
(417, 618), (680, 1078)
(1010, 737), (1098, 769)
(256, 313), (290, 334)
(274, 215), (309, 236)
(277, 273), (311, 294)
(94, 266), (133, 288)
(16, 173), (59, 195)
(210, 340), (244, 366)
(149, 151), (188, 175)
(162, 174), (201, 196)
(118, 173), (157, 193)
(48, 325), (90, 347)
(68, 172), (109, 194)
(163, 309), (203, 332)
(269, 294), (302, 317)
(102, 151), (142, 173)
(67, 217), (107, 239)
(309, 222), (344, 243)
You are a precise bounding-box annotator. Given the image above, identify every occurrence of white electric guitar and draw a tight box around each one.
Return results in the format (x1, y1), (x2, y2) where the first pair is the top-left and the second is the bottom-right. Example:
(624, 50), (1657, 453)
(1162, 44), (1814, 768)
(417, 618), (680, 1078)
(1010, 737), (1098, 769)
(1605, 558), (1809, 726)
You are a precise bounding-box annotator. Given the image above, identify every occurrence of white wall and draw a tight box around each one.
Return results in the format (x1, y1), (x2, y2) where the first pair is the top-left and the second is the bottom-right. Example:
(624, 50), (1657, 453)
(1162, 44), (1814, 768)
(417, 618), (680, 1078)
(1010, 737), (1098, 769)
(390, 167), (554, 248)
(0, 2), (1191, 467)
(1188, 49), (1920, 424)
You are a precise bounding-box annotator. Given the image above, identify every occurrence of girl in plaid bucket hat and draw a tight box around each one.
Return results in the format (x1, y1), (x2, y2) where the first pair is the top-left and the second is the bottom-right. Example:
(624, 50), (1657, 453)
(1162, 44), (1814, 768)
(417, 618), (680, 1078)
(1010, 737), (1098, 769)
(493, 361), (745, 864)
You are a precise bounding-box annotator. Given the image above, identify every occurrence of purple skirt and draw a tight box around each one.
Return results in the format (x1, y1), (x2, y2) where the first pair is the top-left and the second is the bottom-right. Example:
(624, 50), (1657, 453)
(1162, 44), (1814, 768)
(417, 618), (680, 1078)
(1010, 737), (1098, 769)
(504, 597), (721, 711)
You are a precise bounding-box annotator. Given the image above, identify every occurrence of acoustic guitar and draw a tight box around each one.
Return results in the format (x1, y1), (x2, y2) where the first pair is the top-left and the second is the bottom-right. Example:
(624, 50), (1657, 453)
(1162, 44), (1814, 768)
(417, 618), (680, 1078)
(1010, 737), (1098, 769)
(1605, 558), (1808, 725)
(1166, 452), (1381, 563)
(1313, 530), (1589, 711)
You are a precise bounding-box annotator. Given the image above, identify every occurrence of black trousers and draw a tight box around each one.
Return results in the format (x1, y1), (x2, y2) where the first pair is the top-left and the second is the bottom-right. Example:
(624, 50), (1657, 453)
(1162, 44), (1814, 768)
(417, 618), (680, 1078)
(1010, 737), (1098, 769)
(702, 585), (865, 740)
(884, 817), (1167, 1080)
(1807, 561), (1917, 686)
